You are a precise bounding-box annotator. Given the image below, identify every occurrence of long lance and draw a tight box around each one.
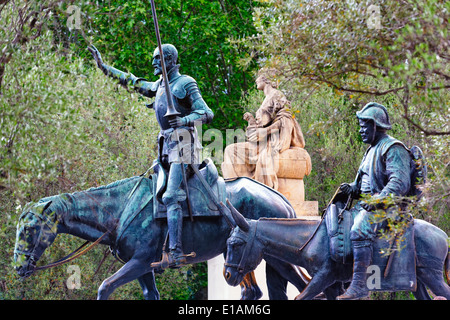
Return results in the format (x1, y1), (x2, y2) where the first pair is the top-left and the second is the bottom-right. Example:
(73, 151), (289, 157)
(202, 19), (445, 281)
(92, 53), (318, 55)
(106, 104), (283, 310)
(148, 0), (235, 229)
(149, 0), (193, 222)
(149, 0), (179, 118)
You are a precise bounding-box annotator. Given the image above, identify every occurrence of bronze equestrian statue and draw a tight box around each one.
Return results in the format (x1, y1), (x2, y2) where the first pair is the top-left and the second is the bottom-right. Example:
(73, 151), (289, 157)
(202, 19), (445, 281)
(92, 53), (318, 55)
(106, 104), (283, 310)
(88, 43), (213, 268)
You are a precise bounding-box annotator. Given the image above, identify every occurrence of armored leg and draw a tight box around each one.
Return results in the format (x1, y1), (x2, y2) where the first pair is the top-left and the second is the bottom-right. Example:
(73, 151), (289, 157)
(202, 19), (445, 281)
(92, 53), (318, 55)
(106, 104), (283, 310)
(152, 162), (187, 269)
(166, 203), (184, 257)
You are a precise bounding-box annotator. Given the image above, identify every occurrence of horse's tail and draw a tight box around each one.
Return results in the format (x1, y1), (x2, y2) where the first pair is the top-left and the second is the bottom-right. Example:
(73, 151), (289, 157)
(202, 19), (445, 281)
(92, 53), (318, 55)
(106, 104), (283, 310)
(445, 247), (450, 285)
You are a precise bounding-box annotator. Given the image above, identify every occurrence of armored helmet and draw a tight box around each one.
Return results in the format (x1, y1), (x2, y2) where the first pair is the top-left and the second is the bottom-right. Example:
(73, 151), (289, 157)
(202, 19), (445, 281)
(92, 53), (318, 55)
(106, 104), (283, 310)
(356, 102), (392, 130)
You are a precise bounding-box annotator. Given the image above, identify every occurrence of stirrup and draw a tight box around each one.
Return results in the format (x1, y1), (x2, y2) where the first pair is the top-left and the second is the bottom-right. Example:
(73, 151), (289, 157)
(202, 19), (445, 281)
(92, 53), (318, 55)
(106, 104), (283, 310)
(150, 251), (171, 270)
(150, 251), (196, 270)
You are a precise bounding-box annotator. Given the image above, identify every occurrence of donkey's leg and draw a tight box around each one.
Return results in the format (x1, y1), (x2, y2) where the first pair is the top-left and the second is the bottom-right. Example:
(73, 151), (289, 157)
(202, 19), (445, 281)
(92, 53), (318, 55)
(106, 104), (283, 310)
(264, 258), (308, 300)
(240, 272), (263, 300)
(97, 258), (149, 300)
(417, 267), (450, 299)
(138, 271), (160, 300)
(265, 262), (288, 300)
(412, 280), (432, 300)
(295, 267), (334, 300)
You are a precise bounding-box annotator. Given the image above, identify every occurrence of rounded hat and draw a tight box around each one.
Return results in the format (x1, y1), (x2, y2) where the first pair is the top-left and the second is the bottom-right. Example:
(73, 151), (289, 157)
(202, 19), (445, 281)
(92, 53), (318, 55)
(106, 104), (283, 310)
(356, 102), (392, 130)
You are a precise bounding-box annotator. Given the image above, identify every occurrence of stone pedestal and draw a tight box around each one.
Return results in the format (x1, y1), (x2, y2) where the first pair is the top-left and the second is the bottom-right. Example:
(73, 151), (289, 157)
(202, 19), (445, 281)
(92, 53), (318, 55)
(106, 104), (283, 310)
(208, 71), (321, 299)
(210, 132), (322, 300)
(276, 147), (318, 216)
(208, 256), (303, 300)
(208, 148), (320, 300)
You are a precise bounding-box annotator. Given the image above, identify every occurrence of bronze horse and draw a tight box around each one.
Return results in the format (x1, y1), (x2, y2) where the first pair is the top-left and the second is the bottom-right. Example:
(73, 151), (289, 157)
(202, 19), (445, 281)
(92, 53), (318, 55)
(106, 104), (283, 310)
(14, 172), (307, 300)
(224, 202), (450, 300)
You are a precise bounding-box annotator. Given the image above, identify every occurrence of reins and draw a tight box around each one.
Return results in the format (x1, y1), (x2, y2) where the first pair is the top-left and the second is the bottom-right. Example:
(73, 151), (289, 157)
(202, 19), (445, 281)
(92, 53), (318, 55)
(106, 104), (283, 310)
(297, 187), (353, 253)
(19, 175), (149, 273)
(35, 231), (109, 271)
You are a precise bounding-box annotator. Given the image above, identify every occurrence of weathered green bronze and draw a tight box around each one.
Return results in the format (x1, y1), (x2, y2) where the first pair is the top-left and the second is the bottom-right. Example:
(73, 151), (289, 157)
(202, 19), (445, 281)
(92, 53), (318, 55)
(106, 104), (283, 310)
(224, 103), (449, 300)
(224, 203), (450, 300)
(14, 163), (310, 300)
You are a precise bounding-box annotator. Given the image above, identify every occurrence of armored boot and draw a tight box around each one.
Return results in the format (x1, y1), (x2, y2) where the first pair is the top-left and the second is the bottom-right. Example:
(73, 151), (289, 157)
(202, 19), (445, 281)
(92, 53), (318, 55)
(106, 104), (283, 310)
(152, 163), (188, 269)
(337, 242), (373, 300)
(166, 203), (187, 267)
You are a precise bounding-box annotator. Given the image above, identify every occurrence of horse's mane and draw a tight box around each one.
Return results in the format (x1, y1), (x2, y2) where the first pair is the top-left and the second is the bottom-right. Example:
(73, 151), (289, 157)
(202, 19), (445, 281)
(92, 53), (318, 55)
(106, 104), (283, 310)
(81, 176), (140, 193)
(259, 217), (320, 222)
(38, 176), (141, 205)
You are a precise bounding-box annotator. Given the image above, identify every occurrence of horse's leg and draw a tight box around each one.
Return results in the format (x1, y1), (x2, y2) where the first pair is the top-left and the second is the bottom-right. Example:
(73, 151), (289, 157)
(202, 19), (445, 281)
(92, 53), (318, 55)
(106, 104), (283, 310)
(97, 258), (148, 300)
(417, 267), (450, 299)
(240, 272), (263, 300)
(138, 271), (160, 300)
(412, 280), (432, 300)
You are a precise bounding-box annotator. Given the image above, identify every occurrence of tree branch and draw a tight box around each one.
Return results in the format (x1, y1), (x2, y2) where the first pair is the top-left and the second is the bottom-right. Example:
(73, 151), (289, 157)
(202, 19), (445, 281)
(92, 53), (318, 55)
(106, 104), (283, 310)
(401, 114), (450, 136)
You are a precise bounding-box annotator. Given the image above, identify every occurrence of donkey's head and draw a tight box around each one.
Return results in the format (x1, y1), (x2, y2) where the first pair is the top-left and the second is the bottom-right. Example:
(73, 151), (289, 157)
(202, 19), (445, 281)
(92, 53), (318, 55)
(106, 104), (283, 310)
(223, 200), (264, 287)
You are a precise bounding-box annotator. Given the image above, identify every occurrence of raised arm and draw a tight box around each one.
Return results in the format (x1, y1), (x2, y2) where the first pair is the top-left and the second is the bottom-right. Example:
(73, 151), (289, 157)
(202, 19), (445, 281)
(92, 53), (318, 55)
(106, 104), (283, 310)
(87, 45), (157, 98)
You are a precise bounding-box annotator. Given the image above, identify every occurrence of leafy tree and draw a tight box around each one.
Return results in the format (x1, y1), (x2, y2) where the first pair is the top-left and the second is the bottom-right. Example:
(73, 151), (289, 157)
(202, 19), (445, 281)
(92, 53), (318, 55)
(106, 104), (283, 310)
(57, 0), (259, 131)
(0, 0), (77, 91)
(238, 0), (449, 136)
(235, 0), (449, 230)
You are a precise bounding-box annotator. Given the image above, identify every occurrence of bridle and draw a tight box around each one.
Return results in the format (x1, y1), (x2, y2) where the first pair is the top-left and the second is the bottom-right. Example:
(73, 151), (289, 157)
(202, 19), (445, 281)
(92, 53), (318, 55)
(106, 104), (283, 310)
(14, 210), (57, 265)
(15, 209), (108, 274)
(224, 220), (260, 275)
(14, 176), (150, 276)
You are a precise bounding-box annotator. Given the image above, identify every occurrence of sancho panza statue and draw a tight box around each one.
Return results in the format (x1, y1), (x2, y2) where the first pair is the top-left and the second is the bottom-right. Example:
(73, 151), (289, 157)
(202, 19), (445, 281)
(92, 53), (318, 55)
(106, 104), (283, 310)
(88, 44), (213, 268)
(337, 102), (412, 300)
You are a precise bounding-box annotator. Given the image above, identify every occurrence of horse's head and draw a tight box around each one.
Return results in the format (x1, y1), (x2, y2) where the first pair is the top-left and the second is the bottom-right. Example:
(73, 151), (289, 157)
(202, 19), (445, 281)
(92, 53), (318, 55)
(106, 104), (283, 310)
(223, 200), (263, 287)
(14, 201), (57, 278)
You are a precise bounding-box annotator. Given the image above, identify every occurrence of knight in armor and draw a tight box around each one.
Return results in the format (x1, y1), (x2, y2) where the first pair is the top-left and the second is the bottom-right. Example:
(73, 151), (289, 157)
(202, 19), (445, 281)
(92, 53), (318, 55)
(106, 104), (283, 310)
(88, 44), (214, 268)
(337, 102), (411, 300)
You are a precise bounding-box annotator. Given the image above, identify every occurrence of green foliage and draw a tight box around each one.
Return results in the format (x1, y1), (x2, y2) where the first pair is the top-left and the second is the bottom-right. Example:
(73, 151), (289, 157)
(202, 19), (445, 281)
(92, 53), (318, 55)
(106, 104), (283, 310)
(0, 29), (204, 299)
(236, 0), (449, 228)
(240, 0), (449, 133)
(1, 32), (157, 201)
(60, 0), (258, 131)
(156, 263), (207, 300)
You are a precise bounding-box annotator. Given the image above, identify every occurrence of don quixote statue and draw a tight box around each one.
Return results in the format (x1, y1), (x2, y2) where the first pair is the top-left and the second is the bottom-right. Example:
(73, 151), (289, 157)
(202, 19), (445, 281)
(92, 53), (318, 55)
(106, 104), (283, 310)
(13, 1), (308, 300)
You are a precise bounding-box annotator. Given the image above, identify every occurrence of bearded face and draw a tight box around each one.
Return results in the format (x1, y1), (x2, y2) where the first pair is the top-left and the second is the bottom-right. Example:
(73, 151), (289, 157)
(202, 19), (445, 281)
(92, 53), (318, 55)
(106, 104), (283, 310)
(152, 44), (178, 76)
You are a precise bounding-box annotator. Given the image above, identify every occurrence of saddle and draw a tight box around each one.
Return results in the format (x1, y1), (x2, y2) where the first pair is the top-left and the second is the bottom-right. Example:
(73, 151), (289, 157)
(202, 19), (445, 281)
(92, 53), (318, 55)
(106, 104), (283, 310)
(325, 196), (417, 291)
(152, 158), (226, 220)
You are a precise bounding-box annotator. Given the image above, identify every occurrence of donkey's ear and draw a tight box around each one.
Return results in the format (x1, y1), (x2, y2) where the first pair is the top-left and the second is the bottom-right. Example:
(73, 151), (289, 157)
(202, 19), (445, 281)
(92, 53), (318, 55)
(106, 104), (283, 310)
(226, 199), (250, 232)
